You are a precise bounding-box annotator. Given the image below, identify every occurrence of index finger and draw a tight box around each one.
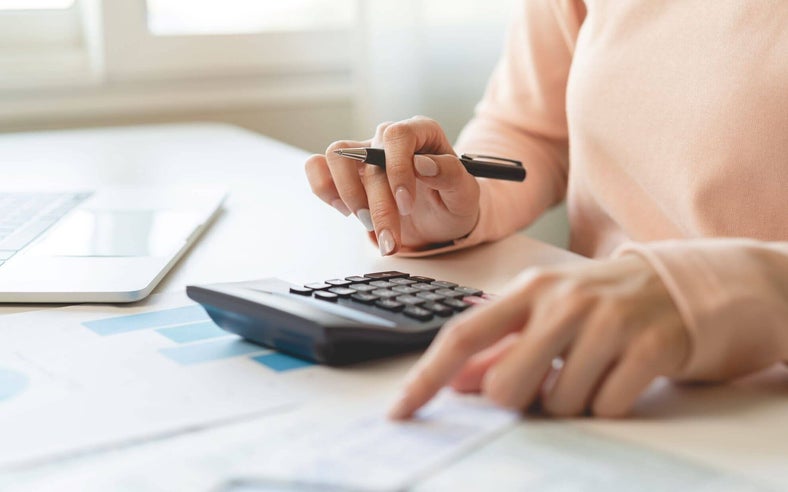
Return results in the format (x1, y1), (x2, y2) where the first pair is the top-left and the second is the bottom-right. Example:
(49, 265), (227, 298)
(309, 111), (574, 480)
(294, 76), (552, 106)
(388, 288), (536, 419)
(381, 117), (454, 217)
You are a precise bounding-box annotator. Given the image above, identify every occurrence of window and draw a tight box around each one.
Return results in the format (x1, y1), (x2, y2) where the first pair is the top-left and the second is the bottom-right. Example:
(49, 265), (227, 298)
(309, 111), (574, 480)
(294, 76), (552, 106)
(0, 0), (79, 49)
(1, 0), (354, 88)
(147, 0), (355, 36)
(101, 0), (355, 81)
(0, 0), (87, 88)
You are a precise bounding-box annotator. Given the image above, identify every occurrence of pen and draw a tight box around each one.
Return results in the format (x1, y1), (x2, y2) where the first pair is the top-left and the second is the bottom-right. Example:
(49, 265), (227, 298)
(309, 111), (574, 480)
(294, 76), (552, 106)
(334, 148), (526, 182)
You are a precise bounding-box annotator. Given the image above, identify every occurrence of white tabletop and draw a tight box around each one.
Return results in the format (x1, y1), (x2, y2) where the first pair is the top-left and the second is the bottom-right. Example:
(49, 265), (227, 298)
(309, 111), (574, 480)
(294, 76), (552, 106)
(1, 123), (786, 490)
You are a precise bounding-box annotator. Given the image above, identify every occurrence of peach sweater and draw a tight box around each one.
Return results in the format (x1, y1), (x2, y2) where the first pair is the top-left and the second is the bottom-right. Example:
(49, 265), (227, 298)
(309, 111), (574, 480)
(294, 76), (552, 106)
(414, 0), (788, 378)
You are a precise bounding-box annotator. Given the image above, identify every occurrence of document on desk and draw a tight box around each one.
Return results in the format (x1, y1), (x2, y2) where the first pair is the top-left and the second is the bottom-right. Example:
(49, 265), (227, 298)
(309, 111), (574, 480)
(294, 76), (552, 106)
(230, 392), (519, 491)
(0, 292), (361, 470)
(3, 391), (519, 492)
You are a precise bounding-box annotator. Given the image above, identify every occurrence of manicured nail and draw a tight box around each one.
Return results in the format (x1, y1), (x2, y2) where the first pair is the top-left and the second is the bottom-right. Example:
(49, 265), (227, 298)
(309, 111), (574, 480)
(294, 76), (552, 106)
(331, 199), (351, 217)
(414, 155), (438, 177)
(378, 229), (395, 256)
(356, 208), (374, 231)
(395, 187), (413, 216)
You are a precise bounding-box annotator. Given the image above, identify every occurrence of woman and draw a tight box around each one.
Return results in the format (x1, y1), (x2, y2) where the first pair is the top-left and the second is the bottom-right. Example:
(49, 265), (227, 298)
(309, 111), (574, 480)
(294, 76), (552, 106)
(304, 0), (788, 419)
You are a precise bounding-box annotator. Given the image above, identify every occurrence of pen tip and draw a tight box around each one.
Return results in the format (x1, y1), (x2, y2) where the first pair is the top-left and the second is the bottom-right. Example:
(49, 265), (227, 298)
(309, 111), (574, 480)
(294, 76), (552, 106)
(333, 150), (344, 156)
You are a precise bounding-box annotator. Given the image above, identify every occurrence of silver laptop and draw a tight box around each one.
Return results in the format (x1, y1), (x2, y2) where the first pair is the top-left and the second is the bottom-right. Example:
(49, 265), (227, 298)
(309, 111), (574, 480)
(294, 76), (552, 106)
(0, 187), (226, 303)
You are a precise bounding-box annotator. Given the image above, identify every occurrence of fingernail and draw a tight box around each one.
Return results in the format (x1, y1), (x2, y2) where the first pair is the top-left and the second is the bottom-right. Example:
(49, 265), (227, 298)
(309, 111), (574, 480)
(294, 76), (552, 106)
(395, 187), (413, 216)
(356, 208), (374, 231)
(414, 155), (438, 177)
(331, 199), (351, 217)
(378, 229), (395, 256)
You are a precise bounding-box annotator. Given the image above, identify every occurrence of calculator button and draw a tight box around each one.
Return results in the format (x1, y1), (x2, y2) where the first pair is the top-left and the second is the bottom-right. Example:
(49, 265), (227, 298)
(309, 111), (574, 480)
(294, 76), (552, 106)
(328, 287), (356, 298)
(326, 278), (352, 287)
(434, 288), (463, 298)
(409, 276), (435, 283)
(392, 285), (419, 295)
(350, 283), (376, 292)
(314, 291), (339, 302)
(369, 280), (396, 288)
(417, 292), (446, 302)
(442, 298), (469, 311)
(345, 276), (370, 283)
(305, 282), (332, 290)
(403, 306), (433, 321)
(351, 293), (378, 304)
(412, 283), (438, 291)
(431, 280), (458, 289)
(375, 299), (404, 311)
(454, 286), (483, 297)
(289, 286), (312, 296)
(422, 302), (453, 317)
(371, 289), (399, 298)
(389, 278), (417, 285)
(364, 271), (409, 280)
(395, 295), (424, 306)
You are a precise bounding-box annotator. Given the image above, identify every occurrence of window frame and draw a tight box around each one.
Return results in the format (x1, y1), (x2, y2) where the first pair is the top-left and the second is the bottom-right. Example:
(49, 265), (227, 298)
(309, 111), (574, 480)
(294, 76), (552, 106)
(99, 0), (353, 82)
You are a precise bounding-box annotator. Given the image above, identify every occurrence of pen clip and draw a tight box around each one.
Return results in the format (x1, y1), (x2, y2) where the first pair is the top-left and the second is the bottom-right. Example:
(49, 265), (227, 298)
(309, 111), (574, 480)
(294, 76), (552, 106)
(460, 154), (523, 167)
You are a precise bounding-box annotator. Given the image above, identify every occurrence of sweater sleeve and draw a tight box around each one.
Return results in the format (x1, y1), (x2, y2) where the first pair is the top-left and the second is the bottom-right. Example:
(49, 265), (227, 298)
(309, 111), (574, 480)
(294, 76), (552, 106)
(396, 0), (585, 257)
(616, 239), (788, 380)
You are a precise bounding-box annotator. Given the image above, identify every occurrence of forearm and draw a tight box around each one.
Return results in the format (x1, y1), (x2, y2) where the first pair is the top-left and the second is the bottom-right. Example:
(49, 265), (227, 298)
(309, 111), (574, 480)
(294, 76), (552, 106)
(617, 239), (788, 380)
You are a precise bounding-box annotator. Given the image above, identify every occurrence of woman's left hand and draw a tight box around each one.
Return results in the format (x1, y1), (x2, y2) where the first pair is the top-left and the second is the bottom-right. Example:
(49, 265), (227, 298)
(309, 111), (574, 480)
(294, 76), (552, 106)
(389, 255), (691, 419)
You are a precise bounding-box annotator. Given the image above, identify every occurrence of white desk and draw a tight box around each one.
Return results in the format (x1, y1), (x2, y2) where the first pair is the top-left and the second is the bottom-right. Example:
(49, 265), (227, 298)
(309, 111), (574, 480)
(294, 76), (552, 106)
(1, 124), (786, 490)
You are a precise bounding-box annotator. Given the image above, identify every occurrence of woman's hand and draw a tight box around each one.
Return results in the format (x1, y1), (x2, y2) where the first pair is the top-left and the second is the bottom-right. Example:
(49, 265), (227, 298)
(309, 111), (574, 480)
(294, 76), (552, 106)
(389, 255), (691, 419)
(304, 116), (481, 255)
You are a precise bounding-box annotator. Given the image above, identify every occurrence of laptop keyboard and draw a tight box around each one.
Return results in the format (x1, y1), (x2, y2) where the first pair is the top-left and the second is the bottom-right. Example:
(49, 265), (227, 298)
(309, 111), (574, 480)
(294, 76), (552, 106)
(0, 192), (92, 266)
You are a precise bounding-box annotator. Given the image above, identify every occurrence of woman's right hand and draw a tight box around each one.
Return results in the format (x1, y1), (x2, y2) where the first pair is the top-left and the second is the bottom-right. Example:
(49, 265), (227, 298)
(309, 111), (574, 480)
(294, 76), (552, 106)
(304, 116), (481, 255)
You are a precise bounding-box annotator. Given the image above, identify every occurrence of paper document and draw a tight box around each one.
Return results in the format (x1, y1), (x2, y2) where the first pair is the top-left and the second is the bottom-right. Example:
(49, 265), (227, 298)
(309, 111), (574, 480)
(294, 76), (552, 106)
(3, 392), (518, 492)
(231, 392), (519, 491)
(0, 292), (331, 469)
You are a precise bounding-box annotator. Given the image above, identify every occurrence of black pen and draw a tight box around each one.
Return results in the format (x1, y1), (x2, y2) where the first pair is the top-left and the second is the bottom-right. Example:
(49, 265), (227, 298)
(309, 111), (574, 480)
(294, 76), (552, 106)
(334, 148), (526, 182)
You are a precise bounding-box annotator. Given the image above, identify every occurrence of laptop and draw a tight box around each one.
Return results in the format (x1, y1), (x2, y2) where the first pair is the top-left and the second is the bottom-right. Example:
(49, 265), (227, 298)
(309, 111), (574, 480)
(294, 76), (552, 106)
(0, 187), (226, 303)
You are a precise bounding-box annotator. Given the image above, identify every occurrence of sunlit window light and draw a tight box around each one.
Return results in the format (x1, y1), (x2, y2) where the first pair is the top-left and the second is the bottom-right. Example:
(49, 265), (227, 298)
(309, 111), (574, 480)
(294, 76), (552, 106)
(147, 0), (355, 36)
(0, 0), (74, 10)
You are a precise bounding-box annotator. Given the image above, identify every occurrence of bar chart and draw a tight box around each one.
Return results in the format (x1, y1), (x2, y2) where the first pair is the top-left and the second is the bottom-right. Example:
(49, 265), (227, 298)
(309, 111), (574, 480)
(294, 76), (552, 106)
(0, 368), (28, 402)
(82, 305), (314, 373)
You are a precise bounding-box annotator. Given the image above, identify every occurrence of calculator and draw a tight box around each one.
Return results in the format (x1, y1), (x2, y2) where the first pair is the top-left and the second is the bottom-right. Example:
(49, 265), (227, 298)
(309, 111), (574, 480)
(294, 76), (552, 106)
(186, 271), (492, 365)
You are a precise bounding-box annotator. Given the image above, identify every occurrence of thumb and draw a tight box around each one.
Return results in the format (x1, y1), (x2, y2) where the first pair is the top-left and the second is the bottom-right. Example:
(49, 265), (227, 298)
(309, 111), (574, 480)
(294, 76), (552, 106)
(414, 154), (480, 216)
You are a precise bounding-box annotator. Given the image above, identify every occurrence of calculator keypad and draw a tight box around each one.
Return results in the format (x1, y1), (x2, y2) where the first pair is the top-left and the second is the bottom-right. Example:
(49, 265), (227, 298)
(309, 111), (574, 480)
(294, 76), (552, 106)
(297, 271), (486, 321)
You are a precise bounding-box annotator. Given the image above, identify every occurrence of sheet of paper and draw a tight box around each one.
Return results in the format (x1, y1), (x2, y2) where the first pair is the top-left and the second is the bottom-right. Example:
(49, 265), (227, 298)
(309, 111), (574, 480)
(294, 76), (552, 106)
(6, 388), (769, 492)
(230, 392), (519, 491)
(2, 391), (518, 492)
(0, 292), (408, 470)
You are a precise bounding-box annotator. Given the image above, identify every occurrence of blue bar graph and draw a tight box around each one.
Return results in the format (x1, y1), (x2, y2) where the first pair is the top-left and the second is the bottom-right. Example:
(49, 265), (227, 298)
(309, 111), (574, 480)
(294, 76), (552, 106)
(160, 338), (265, 365)
(252, 352), (314, 372)
(0, 368), (29, 402)
(83, 305), (210, 336)
(156, 321), (229, 344)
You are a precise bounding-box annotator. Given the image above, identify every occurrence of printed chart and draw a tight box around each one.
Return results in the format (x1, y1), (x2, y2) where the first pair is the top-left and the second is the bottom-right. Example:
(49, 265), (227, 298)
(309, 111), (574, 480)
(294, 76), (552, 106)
(82, 304), (314, 372)
(0, 293), (318, 470)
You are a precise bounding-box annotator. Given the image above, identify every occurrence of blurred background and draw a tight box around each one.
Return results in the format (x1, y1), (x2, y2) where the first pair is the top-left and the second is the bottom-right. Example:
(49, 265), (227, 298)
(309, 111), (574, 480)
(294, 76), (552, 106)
(0, 0), (568, 246)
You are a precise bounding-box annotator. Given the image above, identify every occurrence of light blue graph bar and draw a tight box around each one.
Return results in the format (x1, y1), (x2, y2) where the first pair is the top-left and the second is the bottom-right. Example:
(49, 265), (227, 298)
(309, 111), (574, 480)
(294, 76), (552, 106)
(160, 338), (265, 365)
(156, 321), (229, 344)
(0, 368), (29, 402)
(251, 352), (314, 372)
(83, 305), (210, 336)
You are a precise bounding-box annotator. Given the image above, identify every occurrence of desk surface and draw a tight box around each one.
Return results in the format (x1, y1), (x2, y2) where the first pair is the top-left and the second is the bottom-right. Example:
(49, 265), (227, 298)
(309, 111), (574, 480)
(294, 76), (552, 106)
(1, 124), (786, 490)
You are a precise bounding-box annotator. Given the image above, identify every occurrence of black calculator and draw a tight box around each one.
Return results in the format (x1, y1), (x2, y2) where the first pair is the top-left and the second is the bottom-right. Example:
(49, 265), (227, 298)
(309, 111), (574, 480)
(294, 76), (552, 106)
(186, 271), (491, 365)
